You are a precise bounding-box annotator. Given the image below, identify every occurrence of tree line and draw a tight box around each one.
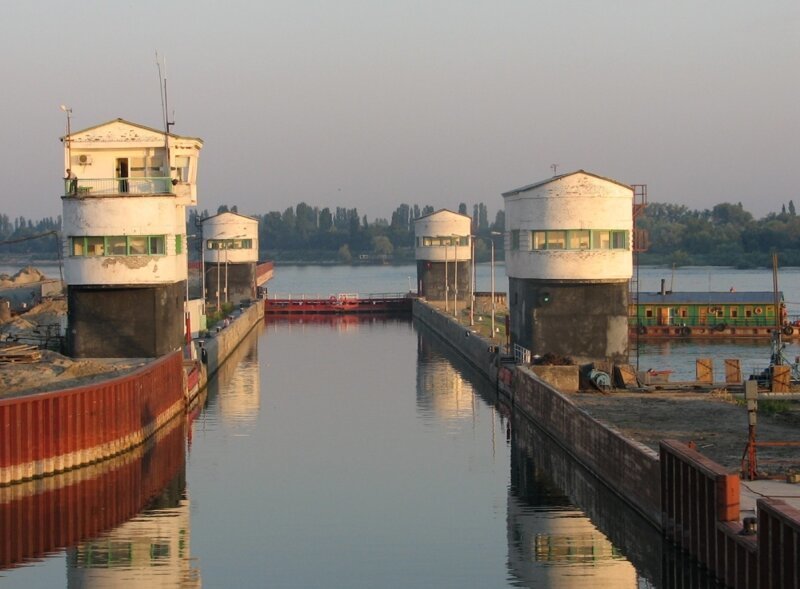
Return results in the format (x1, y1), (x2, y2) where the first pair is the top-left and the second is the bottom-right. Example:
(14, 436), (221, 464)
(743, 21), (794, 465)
(188, 202), (505, 263)
(637, 201), (800, 267)
(5, 200), (800, 268)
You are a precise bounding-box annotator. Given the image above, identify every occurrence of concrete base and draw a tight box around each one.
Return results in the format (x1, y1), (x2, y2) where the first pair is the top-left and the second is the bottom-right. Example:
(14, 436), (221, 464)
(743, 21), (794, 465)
(508, 278), (628, 364)
(417, 260), (470, 302)
(67, 282), (185, 358)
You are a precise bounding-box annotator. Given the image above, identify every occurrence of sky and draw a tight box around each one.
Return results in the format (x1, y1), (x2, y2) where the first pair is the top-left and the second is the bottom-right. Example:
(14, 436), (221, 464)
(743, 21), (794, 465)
(1, 0), (798, 223)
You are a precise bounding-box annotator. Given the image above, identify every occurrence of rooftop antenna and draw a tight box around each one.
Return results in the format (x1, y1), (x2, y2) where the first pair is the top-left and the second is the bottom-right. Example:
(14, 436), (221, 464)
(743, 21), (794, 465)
(550, 163), (559, 176)
(155, 52), (174, 180)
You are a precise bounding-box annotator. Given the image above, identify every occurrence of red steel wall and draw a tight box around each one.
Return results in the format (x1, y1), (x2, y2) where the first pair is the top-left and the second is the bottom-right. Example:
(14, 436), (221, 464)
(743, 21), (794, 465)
(0, 414), (185, 569)
(662, 440), (800, 589)
(0, 351), (184, 486)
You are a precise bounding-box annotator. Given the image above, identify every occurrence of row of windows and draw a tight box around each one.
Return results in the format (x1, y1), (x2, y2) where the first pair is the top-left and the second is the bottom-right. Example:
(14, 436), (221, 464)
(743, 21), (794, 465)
(416, 236), (470, 247)
(510, 229), (629, 251)
(71, 235), (182, 257)
(207, 238), (254, 250)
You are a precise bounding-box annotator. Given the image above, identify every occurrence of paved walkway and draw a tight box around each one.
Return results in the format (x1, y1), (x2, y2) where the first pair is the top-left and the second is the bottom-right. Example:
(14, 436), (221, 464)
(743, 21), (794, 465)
(740, 478), (800, 517)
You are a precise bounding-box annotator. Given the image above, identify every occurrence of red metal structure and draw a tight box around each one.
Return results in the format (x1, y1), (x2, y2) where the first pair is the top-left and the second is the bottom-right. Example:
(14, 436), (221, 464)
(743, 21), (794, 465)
(0, 351), (185, 486)
(264, 293), (412, 315)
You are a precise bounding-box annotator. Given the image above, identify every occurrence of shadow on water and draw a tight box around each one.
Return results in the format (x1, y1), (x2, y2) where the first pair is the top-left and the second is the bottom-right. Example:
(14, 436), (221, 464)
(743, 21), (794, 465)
(415, 320), (721, 589)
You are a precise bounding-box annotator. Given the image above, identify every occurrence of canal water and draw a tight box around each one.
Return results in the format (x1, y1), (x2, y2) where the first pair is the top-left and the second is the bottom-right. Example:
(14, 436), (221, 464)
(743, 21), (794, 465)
(1, 263), (792, 587)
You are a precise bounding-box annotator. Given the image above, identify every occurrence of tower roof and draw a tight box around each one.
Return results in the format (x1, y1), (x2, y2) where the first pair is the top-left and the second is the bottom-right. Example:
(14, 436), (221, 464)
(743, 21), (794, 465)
(502, 169), (630, 197)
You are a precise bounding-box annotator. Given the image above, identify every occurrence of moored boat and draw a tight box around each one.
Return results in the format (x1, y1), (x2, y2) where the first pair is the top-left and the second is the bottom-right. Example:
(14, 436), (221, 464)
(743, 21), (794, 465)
(629, 290), (796, 339)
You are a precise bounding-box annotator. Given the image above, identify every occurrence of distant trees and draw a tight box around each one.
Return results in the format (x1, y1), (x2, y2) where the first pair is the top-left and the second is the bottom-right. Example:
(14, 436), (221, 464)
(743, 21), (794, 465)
(12, 198), (800, 268)
(637, 201), (800, 267)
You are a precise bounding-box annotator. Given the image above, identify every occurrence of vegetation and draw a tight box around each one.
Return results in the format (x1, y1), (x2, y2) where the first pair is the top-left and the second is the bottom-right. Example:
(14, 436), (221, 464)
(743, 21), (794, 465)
(187, 203), (505, 264)
(5, 199), (800, 268)
(637, 201), (800, 267)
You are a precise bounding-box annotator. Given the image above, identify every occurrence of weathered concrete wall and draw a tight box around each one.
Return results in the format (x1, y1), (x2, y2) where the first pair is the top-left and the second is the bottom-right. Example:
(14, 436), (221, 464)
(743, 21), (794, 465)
(529, 365), (579, 392)
(508, 277), (628, 364)
(412, 299), (499, 381)
(204, 261), (256, 306)
(512, 366), (661, 525)
(199, 300), (264, 378)
(416, 261), (470, 301)
(67, 281), (185, 358)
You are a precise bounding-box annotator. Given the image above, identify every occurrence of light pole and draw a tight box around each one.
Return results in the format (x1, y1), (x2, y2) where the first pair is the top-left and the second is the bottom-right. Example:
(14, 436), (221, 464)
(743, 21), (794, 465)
(444, 241), (449, 312)
(224, 241), (229, 304)
(453, 237), (458, 318)
(470, 235), (475, 326)
(490, 231), (502, 339)
(216, 243), (222, 311)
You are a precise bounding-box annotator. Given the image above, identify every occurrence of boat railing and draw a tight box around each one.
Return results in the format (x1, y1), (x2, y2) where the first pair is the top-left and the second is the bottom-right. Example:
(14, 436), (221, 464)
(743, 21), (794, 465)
(64, 177), (174, 197)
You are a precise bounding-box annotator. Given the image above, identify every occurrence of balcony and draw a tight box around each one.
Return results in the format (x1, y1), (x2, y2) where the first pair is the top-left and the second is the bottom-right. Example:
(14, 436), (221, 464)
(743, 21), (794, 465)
(64, 177), (174, 197)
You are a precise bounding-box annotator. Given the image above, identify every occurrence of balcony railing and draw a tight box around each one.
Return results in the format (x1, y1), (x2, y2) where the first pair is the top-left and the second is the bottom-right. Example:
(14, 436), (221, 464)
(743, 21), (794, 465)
(64, 177), (174, 197)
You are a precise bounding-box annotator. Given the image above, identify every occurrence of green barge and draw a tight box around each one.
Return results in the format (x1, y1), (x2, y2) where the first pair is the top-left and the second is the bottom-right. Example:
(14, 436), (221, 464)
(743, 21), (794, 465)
(629, 291), (796, 339)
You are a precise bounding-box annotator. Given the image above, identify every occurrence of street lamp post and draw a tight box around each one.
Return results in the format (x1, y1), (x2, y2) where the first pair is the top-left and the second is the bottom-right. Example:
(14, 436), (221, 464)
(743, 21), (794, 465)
(216, 245), (221, 311)
(470, 235), (475, 326)
(453, 238), (458, 318)
(490, 231), (502, 339)
(444, 242), (449, 312)
(224, 241), (229, 304)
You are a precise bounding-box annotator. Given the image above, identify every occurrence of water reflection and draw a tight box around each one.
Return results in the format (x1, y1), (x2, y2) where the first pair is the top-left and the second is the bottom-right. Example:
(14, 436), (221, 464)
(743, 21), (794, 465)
(213, 325), (262, 426)
(416, 332), (478, 424)
(67, 483), (199, 588)
(0, 411), (199, 587)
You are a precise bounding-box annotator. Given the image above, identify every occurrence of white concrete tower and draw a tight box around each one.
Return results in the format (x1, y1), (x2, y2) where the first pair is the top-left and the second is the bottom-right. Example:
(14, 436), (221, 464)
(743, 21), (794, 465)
(413, 209), (472, 301)
(201, 212), (259, 307)
(502, 170), (633, 364)
(61, 118), (203, 357)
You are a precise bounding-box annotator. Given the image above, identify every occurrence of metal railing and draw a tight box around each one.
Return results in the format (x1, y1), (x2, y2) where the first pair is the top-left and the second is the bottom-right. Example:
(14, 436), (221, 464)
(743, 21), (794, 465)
(513, 343), (531, 364)
(64, 177), (174, 197)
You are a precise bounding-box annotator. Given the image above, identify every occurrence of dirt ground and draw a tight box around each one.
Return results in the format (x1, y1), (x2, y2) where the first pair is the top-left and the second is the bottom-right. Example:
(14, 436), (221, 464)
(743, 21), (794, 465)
(0, 297), (145, 398)
(573, 389), (800, 476)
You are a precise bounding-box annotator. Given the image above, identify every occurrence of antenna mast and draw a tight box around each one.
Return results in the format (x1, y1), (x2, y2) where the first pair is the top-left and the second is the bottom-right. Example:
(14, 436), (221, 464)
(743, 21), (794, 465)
(155, 52), (174, 182)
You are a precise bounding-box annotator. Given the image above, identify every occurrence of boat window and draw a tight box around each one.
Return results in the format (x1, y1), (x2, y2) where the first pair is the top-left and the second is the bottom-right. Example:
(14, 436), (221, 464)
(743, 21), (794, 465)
(730, 308), (739, 318)
(532, 231), (546, 250)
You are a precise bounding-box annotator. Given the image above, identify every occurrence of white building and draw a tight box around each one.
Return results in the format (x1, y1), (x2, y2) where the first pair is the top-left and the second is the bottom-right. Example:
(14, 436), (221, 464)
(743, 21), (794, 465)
(61, 118), (203, 357)
(502, 170), (633, 363)
(201, 212), (259, 306)
(413, 209), (472, 301)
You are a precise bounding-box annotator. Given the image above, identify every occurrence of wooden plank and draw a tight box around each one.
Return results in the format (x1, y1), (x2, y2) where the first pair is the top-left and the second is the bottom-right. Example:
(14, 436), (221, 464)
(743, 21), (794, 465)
(614, 364), (639, 388)
(724, 359), (741, 384)
(696, 358), (713, 383)
(772, 365), (791, 392)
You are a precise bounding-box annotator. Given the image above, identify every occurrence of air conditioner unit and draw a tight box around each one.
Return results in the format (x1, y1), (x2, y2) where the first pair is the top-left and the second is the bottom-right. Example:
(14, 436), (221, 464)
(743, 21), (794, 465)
(77, 154), (92, 165)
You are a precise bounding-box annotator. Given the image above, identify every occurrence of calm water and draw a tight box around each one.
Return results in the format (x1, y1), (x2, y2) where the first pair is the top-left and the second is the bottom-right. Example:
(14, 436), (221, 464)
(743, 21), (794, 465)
(0, 263), (785, 587)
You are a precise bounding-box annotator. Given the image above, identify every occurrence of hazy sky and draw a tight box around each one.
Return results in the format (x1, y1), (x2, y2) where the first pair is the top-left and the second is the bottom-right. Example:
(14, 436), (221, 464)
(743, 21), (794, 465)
(1, 1), (798, 223)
